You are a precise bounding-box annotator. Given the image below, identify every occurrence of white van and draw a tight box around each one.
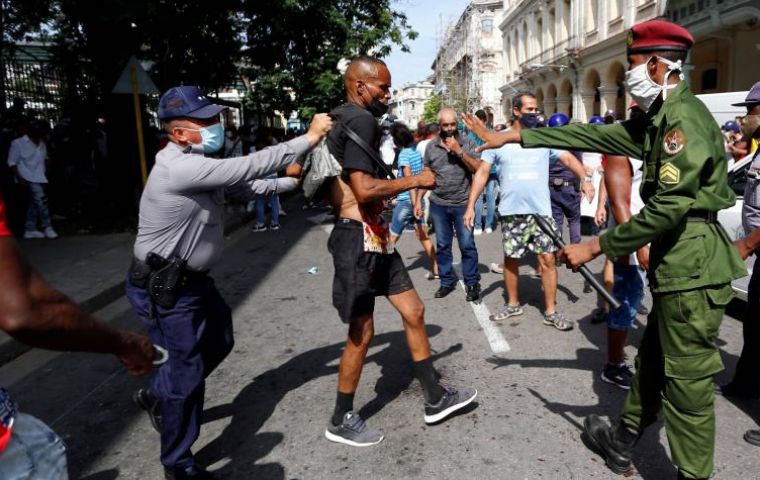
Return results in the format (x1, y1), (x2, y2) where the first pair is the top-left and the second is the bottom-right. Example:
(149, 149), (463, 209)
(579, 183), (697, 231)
(696, 91), (748, 126)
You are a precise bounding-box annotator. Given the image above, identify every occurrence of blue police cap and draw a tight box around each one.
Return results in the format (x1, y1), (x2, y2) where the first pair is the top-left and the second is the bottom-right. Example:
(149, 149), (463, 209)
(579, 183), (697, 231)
(158, 86), (226, 121)
(548, 113), (569, 127)
(722, 121), (740, 133)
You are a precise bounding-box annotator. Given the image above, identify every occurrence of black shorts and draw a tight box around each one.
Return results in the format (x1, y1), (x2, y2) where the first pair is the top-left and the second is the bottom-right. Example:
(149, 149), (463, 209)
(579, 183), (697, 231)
(328, 218), (414, 323)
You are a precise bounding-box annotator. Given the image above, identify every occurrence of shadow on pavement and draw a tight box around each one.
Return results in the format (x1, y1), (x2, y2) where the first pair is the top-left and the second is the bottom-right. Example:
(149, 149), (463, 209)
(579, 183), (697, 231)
(486, 308), (679, 479)
(194, 325), (465, 478)
(79, 469), (120, 480)
(10, 198), (332, 478)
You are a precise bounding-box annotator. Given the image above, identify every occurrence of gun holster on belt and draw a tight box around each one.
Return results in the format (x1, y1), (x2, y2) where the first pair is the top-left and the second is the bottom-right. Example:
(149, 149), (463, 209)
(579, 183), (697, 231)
(129, 253), (189, 310)
(148, 254), (187, 309)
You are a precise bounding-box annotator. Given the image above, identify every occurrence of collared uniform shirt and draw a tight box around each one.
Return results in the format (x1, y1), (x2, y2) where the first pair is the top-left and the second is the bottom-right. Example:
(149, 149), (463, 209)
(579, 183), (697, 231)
(133, 137), (308, 271)
(742, 150), (760, 235)
(521, 82), (746, 293)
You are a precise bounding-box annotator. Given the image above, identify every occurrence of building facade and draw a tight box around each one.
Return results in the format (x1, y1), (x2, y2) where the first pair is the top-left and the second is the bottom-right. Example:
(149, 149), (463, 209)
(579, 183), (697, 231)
(389, 80), (435, 127)
(432, 0), (505, 122)
(499, 0), (666, 123)
(497, 0), (760, 123)
(667, 0), (760, 95)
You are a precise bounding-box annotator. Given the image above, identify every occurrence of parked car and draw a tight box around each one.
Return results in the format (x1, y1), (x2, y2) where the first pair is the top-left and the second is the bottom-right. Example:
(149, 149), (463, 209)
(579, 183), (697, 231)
(718, 152), (756, 301)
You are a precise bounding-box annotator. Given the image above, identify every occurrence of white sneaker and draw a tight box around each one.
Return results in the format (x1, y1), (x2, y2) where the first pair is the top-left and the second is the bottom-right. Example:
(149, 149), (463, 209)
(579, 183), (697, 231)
(24, 230), (45, 239)
(490, 262), (503, 274)
(474, 228), (483, 236)
(43, 226), (58, 239)
(485, 227), (493, 234)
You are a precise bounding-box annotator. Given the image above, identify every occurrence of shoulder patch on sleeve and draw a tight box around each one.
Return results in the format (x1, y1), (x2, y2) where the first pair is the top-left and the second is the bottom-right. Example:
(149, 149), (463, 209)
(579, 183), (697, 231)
(663, 128), (686, 156)
(660, 163), (681, 184)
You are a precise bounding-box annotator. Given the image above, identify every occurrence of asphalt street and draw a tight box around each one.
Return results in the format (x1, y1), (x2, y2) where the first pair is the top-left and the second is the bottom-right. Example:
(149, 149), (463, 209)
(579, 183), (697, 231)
(1, 204), (758, 480)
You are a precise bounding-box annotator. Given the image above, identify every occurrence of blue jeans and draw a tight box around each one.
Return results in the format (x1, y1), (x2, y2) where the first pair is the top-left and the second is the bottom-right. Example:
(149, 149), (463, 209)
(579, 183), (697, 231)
(607, 264), (646, 331)
(429, 201), (480, 288)
(390, 199), (423, 237)
(473, 174), (498, 230)
(0, 413), (68, 480)
(255, 195), (280, 226)
(25, 182), (52, 231)
(126, 276), (234, 469)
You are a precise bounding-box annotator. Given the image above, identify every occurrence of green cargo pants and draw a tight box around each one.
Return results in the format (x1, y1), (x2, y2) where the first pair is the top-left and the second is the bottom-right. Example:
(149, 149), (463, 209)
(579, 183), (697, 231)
(620, 283), (734, 479)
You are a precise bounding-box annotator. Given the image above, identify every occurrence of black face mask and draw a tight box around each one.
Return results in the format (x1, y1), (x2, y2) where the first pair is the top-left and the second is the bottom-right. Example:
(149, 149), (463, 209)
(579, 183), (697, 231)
(440, 129), (458, 139)
(520, 113), (540, 129)
(367, 98), (389, 117)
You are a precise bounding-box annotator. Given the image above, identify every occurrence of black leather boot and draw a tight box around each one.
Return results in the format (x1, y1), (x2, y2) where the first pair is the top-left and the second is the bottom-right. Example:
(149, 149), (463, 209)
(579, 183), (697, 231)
(582, 414), (639, 475)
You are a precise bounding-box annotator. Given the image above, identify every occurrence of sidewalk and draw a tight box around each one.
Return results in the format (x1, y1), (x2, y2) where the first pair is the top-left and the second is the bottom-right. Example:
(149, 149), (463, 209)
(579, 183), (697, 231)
(0, 206), (253, 366)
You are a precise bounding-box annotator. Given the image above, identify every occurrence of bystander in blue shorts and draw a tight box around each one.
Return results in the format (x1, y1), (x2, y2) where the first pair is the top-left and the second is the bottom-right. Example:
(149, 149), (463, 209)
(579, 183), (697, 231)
(607, 264), (646, 331)
(0, 413), (68, 479)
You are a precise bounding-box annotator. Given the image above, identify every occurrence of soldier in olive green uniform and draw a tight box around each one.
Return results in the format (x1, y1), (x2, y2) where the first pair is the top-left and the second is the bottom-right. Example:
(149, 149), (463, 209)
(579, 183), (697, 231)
(464, 20), (746, 480)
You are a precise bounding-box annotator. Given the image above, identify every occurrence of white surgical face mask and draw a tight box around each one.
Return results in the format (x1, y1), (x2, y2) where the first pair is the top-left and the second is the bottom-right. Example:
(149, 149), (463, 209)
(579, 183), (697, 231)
(177, 124), (225, 154)
(623, 56), (684, 112)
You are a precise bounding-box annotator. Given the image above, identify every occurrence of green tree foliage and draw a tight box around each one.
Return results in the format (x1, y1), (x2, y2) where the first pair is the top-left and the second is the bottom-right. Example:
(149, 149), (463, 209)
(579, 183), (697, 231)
(0, 0), (53, 43)
(241, 0), (417, 118)
(422, 92), (442, 123)
(4, 0), (417, 117)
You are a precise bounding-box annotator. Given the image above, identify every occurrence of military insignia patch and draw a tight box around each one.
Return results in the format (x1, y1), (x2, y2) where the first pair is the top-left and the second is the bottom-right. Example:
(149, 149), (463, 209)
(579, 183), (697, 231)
(663, 128), (686, 155)
(660, 163), (681, 184)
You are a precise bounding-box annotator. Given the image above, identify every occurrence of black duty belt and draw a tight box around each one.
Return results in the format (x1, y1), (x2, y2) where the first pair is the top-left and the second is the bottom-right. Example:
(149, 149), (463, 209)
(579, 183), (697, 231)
(685, 210), (717, 223)
(128, 255), (208, 289)
(550, 177), (579, 189)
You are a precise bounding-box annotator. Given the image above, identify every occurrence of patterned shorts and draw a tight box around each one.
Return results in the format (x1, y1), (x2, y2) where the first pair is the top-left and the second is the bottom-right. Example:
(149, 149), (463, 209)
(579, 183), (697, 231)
(500, 214), (559, 258)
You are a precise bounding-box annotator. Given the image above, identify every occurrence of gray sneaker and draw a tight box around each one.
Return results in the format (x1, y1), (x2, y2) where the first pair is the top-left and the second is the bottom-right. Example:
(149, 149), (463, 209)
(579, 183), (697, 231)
(544, 311), (574, 331)
(424, 385), (477, 424)
(490, 303), (523, 321)
(325, 411), (384, 447)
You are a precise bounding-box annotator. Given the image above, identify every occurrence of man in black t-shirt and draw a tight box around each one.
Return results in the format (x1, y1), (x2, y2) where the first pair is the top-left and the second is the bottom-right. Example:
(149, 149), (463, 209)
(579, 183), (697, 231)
(322, 57), (477, 447)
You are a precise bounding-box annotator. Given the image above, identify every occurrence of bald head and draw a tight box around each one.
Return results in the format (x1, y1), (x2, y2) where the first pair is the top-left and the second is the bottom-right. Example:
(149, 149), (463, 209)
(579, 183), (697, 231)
(344, 56), (392, 113)
(438, 107), (457, 123)
(345, 56), (387, 90)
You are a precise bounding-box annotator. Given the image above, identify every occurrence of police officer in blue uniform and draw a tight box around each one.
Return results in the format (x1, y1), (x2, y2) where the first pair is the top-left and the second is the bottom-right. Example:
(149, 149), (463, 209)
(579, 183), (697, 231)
(126, 86), (332, 480)
(547, 113), (584, 244)
(720, 82), (760, 403)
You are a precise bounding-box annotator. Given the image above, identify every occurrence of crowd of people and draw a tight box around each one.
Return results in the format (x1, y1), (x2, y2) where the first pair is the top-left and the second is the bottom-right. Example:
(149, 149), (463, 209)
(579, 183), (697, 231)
(1, 18), (760, 480)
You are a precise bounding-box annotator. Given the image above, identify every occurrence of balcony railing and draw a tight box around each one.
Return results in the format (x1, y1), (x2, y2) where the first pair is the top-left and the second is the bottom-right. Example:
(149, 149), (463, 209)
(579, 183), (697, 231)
(516, 36), (577, 74)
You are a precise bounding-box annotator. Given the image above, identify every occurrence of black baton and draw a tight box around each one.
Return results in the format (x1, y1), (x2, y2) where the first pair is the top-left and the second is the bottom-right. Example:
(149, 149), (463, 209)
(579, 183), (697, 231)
(532, 215), (621, 310)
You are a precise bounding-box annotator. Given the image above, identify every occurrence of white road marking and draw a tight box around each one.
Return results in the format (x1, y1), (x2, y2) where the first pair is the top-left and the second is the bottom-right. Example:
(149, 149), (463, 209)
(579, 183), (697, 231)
(453, 264), (511, 354)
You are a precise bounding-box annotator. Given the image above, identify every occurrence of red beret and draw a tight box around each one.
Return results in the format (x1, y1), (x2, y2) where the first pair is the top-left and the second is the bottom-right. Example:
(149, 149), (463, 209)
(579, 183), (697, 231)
(627, 20), (694, 54)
